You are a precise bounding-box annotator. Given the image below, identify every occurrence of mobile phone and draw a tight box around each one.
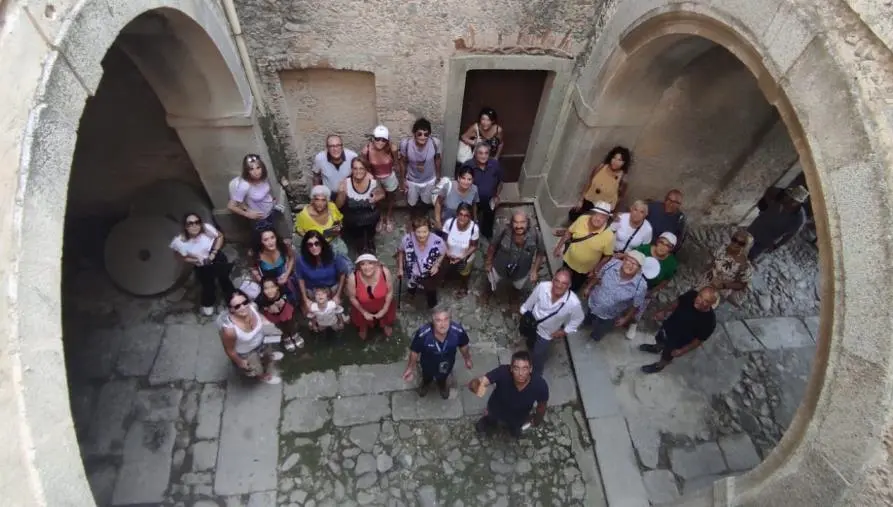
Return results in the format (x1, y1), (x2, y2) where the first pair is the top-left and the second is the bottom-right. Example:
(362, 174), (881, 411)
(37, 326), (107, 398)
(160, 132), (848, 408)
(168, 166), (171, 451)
(521, 422), (532, 431)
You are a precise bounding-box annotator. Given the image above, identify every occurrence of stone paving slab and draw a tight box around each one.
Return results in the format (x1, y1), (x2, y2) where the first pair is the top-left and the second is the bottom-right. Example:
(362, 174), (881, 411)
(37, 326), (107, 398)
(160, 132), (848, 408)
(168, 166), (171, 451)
(718, 433), (761, 471)
(626, 418), (661, 470)
(338, 362), (413, 396)
(744, 317), (813, 349)
(149, 324), (201, 385)
(459, 386), (489, 416)
(588, 415), (649, 507)
(803, 316), (819, 342)
(87, 463), (117, 507)
(69, 328), (121, 380)
(191, 440), (219, 472)
(246, 490), (277, 507)
(214, 380), (282, 496)
(84, 379), (138, 456)
(669, 442), (727, 480)
(722, 321), (764, 352)
(332, 394), (391, 427)
(116, 323), (165, 376)
(111, 421), (176, 505)
(281, 399), (331, 433)
(683, 474), (725, 495)
(196, 383), (226, 440)
(566, 331), (621, 419)
(284, 370), (338, 400)
(642, 469), (680, 505)
(133, 387), (183, 421)
(195, 322), (232, 382)
(392, 390), (463, 421)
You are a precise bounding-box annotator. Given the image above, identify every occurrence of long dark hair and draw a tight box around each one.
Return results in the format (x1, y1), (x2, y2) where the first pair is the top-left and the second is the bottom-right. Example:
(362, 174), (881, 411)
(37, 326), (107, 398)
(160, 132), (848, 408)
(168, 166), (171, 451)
(602, 146), (632, 173)
(300, 230), (334, 266)
(181, 212), (203, 239)
(478, 107), (498, 124)
(241, 154), (269, 181)
(253, 228), (288, 259)
(225, 289), (252, 310)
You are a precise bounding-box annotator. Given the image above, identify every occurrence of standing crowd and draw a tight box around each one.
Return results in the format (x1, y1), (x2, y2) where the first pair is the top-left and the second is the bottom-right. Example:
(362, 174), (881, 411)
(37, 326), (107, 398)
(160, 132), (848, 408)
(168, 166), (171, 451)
(168, 110), (810, 436)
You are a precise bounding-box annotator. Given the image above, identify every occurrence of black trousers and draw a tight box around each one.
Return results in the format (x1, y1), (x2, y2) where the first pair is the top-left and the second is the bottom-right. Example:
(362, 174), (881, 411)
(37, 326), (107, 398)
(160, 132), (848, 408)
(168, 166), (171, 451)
(563, 262), (589, 292)
(567, 199), (595, 225)
(654, 329), (677, 362)
(478, 197), (497, 240)
(478, 412), (523, 438)
(408, 287), (438, 308)
(195, 261), (235, 307)
(343, 222), (377, 254)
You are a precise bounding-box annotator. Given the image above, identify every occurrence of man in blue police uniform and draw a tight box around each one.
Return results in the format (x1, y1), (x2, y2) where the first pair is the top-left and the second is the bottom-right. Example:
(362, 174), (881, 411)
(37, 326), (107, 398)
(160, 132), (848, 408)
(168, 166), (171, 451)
(402, 308), (474, 399)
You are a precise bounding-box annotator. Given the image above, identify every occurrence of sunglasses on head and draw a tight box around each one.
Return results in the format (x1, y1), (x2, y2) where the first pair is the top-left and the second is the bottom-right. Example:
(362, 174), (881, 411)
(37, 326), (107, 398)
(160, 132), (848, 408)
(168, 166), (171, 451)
(246, 155), (260, 162)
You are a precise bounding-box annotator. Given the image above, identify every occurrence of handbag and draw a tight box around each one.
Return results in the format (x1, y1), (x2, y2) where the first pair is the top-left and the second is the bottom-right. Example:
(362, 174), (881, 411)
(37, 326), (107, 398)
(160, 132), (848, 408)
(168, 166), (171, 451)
(520, 293), (568, 350)
(456, 124), (479, 164)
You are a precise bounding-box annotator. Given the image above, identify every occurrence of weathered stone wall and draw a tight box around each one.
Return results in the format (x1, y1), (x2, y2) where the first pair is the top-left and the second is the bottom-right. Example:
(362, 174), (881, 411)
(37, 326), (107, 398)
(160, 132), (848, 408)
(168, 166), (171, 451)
(68, 45), (204, 218)
(232, 0), (602, 189)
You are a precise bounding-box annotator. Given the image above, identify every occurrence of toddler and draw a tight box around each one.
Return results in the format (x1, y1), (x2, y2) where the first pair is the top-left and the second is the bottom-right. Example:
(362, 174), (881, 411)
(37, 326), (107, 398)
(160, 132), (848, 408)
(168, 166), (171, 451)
(308, 287), (347, 332)
(256, 277), (304, 351)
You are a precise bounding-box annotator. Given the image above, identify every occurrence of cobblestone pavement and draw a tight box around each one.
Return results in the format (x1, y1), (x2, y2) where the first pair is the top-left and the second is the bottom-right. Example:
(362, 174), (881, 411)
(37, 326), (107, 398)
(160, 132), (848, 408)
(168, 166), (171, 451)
(63, 207), (819, 507)
(63, 208), (605, 507)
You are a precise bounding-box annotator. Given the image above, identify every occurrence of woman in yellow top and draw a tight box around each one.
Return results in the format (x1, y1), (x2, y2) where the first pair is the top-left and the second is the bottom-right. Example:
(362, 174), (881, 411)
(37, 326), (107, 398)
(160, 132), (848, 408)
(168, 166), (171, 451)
(555, 146), (631, 236)
(295, 185), (349, 257)
(553, 201), (616, 292)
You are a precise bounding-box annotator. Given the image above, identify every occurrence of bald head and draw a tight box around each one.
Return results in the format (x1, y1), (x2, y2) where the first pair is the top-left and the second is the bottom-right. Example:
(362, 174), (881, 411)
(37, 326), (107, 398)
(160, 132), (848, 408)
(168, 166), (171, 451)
(694, 286), (719, 311)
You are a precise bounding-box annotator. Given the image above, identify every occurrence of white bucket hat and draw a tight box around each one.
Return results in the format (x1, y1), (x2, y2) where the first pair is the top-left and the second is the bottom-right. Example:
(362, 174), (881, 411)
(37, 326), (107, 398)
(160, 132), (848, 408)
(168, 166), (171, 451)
(642, 257), (661, 280)
(355, 253), (379, 265)
(590, 201), (613, 216)
(372, 125), (390, 140)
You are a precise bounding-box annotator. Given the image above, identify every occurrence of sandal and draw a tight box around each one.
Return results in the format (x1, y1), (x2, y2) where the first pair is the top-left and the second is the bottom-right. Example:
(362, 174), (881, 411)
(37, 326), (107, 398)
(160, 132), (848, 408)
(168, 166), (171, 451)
(376, 221), (384, 233)
(455, 288), (469, 298)
(385, 220), (395, 233)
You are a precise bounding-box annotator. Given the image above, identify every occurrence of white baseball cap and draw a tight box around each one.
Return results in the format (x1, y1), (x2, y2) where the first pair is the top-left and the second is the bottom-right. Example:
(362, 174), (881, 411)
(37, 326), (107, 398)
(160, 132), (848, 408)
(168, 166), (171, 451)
(642, 257), (661, 280)
(372, 125), (389, 140)
(590, 201), (613, 216)
(658, 232), (678, 247)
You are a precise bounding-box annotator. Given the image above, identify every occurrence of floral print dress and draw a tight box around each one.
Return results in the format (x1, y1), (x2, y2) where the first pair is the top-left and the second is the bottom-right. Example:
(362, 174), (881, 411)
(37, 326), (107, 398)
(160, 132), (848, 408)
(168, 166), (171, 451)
(697, 246), (753, 304)
(400, 233), (446, 290)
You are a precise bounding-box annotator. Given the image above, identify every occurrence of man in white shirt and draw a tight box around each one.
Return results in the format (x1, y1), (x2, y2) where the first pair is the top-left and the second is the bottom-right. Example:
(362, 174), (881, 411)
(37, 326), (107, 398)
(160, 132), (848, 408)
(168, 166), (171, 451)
(312, 134), (357, 197)
(520, 269), (585, 376)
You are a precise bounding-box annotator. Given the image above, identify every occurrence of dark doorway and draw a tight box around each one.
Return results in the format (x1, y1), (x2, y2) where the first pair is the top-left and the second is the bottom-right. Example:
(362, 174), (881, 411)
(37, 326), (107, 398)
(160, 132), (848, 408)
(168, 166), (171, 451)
(459, 70), (548, 183)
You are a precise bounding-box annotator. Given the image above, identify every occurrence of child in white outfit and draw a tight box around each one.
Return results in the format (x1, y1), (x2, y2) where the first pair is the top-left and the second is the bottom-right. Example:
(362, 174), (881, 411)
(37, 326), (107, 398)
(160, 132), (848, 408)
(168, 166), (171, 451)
(308, 287), (347, 332)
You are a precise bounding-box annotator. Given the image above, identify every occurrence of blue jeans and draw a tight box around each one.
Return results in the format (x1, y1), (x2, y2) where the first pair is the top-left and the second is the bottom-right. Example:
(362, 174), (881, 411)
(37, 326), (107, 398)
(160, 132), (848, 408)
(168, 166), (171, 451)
(531, 335), (552, 377)
(589, 314), (615, 342)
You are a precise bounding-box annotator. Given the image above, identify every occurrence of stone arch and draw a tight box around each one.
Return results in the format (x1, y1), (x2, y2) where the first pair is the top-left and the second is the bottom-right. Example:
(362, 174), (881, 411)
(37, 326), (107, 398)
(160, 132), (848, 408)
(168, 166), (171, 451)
(546, 3), (893, 505)
(9, 1), (261, 505)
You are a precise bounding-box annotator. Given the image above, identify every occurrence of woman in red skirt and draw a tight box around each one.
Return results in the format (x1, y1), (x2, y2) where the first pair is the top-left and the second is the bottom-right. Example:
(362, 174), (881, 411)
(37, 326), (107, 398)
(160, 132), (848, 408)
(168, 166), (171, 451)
(346, 253), (397, 340)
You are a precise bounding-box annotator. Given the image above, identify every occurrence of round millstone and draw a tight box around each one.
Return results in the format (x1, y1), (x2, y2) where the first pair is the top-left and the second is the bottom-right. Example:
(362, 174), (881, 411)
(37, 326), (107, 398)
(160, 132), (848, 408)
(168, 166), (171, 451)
(130, 179), (212, 224)
(104, 215), (188, 296)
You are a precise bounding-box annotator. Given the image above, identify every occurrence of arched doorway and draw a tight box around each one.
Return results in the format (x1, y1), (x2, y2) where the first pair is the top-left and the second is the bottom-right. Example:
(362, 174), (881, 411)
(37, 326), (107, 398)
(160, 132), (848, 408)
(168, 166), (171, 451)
(539, 5), (893, 506)
(6, 2), (264, 505)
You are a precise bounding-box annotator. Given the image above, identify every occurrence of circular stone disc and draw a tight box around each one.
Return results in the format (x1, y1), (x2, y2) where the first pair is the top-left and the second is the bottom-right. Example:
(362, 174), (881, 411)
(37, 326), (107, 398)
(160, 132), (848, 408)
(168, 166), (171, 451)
(130, 179), (212, 224)
(104, 215), (188, 296)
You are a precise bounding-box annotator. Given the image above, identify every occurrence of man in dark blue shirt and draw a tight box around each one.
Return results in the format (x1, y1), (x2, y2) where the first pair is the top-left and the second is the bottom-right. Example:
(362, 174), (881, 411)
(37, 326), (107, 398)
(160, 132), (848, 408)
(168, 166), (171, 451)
(638, 287), (718, 374)
(647, 189), (687, 252)
(403, 308), (473, 399)
(468, 351), (549, 439)
(461, 143), (503, 240)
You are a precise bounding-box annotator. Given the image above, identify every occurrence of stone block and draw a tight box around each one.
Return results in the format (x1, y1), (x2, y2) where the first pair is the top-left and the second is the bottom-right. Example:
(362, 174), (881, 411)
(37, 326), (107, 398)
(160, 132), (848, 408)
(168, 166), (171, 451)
(191, 440), (219, 472)
(69, 328), (121, 380)
(718, 434), (761, 472)
(762, 2), (818, 74)
(803, 316), (819, 342)
(84, 379), (138, 456)
(86, 463), (118, 507)
(133, 387), (183, 422)
(588, 416), (649, 507)
(111, 421), (177, 505)
(391, 391), (463, 421)
(338, 362), (413, 396)
(115, 323), (165, 376)
(247, 490), (278, 507)
(148, 324), (201, 385)
(566, 331), (621, 419)
(626, 419), (661, 470)
(460, 386), (489, 416)
(543, 370), (578, 407)
(284, 370), (338, 400)
(195, 321), (233, 382)
(669, 442), (727, 480)
(281, 399), (331, 433)
(722, 321), (764, 352)
(333, 394), (391, 427)
(214, 380), (282, 495)
(683, 474), (725, 495)
(453, 352), (499, 386)
(348, 423), (380, 452)
(744, 317), (813, 349)
(196, 383), (226, 440)
(642, 469), (680, 505)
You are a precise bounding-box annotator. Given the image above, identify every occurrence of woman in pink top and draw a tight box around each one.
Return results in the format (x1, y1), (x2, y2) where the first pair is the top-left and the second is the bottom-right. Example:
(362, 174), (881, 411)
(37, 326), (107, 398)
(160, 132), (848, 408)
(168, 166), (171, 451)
(227, 154), (291, 241)
(362, 125), (399, 232)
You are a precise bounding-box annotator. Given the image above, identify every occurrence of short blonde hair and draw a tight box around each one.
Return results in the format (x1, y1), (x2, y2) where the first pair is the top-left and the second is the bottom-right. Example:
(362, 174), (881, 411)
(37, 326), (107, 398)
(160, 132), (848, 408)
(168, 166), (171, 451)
(630, 200), (649, 215)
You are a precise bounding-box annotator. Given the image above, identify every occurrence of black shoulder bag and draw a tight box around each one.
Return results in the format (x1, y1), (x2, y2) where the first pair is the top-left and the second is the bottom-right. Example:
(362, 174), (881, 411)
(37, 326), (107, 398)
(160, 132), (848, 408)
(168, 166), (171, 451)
(520, 292), (568, 350)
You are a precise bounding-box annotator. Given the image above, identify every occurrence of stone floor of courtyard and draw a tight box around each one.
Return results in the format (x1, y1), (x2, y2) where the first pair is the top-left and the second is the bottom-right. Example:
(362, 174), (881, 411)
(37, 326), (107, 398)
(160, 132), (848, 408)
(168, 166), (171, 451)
(62, 207), (819, 507)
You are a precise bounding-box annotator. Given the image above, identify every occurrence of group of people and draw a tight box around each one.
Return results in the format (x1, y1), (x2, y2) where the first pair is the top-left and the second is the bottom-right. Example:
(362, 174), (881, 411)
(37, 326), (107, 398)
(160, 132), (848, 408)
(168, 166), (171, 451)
(168, 119), (809, 433)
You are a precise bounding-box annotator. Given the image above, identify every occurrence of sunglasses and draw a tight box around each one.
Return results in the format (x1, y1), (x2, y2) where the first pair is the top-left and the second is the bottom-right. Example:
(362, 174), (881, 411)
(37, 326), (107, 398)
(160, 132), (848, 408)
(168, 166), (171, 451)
(373, 137), (388, 143)
(731, 238), (747, 246)
(230, 300), (248, 310)
(307, 241), (321, 247)
(246, 155), (260, 162)
(327, 143), (343, 148)
(667, 199), (682, 205)
(185, 220), (201, 226)
(414, 132), (429, 138)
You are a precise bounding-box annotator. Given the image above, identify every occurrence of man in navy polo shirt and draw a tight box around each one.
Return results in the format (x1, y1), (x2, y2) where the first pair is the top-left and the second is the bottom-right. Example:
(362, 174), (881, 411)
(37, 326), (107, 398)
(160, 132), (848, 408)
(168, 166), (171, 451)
(460, 143), (503, 240)
(468, 351), (549, 439)
(402, 308), (473, 399)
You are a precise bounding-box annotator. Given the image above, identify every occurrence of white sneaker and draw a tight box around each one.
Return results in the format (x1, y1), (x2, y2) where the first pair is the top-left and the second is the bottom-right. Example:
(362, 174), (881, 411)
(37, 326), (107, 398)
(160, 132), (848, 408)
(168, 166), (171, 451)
(201, 306), (214, 316)
(271, 351), (284, 361)
(260, 375), (282, 385)
(294, 336), (305, 348)
(625, 323), (638, 340)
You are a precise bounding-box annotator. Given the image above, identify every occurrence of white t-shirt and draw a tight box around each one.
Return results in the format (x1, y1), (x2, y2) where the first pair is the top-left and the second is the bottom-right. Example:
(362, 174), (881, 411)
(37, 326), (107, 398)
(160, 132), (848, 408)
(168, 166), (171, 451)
(310, 300), (345, 328)
(170, 224), (219, 261)
(443, 218), (480, 258)
(229, 178), (274, 216)
(611, 213), (653, 253)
